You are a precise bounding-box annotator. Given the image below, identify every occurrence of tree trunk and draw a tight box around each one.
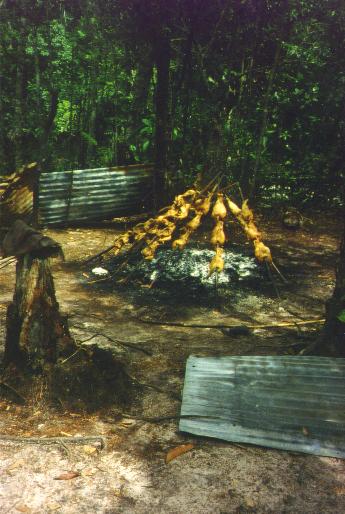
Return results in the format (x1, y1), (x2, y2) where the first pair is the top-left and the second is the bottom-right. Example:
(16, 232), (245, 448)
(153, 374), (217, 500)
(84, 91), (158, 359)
(153, 31), (171, 206)
(131, 48), (153, 138)
(4, 255), (75, 370)
(313, 214), (345, 356)
(39, 89), (59, 164)
(246, 42), (281, 199)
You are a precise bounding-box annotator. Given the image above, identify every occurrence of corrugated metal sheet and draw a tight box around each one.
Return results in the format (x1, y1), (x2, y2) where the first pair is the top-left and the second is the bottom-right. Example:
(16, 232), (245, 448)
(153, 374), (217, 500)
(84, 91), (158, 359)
(179, 355), (345, 458)
(38, 164), (153, 226)
(0, 163), (38, 226)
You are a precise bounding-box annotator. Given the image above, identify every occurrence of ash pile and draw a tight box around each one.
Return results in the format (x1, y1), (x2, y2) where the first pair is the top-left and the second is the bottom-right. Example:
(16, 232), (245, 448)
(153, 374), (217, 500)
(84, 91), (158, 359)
(91, 244), (264, 303)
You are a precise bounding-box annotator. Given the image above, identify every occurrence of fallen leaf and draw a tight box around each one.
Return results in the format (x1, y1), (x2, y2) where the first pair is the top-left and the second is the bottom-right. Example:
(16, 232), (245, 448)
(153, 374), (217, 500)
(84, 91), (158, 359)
(46, 502), (61, 511)
(15, 504), (31, 513)
(165, 443), (194, 464)
(54, 471), (80, 480)
(83, 445), (97, 455)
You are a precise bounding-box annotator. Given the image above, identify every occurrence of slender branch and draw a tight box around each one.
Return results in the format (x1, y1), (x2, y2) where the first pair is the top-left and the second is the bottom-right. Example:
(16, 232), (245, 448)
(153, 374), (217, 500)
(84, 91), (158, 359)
(0, 435), (106, 449)
(138, 318), (325, 330)
(71, 328), (153, 356)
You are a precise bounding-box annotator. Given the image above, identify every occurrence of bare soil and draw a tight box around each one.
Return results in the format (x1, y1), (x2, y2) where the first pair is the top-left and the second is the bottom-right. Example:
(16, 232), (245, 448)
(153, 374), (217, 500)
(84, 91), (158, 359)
(0, 213), (344, 514)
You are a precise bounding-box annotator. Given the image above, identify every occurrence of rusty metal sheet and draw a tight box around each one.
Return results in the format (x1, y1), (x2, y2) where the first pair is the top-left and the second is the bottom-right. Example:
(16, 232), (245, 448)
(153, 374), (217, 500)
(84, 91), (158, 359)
(0, 163), (39, 226)
(179, 355), (345, 458)
(38, 164), (153, 226)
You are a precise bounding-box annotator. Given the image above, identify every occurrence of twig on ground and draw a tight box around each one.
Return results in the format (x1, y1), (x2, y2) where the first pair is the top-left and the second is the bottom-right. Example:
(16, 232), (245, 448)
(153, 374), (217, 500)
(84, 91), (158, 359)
(60, 348), (84, 365)
(121, 413), (222, 423)
(70, 325), (153, 356)
(78, 332), (153, 356)
(0, 435), (107, 449)
(138, 318), (325, 330)
(126, 374), (182, 401)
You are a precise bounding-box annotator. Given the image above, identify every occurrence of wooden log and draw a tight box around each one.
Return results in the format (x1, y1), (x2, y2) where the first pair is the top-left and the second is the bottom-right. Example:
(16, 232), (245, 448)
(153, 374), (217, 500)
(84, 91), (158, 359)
(4, 253), (75, 370)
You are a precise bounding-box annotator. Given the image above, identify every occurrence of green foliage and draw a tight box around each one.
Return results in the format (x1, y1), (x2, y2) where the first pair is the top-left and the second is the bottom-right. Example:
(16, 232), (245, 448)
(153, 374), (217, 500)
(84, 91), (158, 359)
(338, 310), (345, 323)
(0, 0), (343, 207)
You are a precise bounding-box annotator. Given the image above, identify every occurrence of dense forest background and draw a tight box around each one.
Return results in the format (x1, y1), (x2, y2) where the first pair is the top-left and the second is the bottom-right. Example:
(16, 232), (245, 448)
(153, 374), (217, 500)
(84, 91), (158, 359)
(0, 0), (344, 205)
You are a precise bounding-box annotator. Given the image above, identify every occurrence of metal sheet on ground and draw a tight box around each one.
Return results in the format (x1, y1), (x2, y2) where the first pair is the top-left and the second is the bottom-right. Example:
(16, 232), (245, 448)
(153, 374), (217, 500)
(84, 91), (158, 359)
(179, 355), (345, 458)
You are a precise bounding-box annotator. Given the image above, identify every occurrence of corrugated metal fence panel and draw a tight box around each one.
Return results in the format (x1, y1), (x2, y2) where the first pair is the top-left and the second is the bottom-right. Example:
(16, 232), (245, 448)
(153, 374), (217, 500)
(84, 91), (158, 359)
(179, 355), (345, 458)
(38, 164), (153, 225)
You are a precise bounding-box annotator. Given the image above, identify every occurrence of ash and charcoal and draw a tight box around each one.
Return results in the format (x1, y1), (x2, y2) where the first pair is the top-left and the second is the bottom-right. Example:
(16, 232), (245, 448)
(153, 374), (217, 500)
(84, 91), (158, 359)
(91, 244), (266, 304)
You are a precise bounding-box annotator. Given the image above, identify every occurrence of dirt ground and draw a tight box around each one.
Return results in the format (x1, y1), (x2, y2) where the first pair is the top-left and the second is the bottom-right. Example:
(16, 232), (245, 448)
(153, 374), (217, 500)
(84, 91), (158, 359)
(0, 213), (345, 513)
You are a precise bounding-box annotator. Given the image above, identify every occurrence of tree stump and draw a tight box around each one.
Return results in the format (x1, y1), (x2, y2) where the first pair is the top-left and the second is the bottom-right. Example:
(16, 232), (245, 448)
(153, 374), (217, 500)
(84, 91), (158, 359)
(4, 254), (75, 370)
(1, 221), (135, 411)
(1, 220), (74, 370)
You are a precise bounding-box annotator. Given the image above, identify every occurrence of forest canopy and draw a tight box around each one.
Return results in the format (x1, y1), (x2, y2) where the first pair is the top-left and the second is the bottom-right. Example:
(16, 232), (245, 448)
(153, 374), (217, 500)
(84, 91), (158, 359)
(0, 0), (344, 206)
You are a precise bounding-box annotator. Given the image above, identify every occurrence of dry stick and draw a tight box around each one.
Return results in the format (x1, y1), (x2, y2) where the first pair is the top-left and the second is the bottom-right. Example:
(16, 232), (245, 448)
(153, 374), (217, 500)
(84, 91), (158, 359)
(126, 374), (182, 401)
(237, 183), (244, 202)
(265, 261), (281, 299)
(121, 413), (221, 423)
(60, 347), (84, 365)
(270, 260), (288, 283)
(138, 318), (325, 330)
(84, 231), (131, 264)
(87, 236), (143, 283)
(108, 239), (150, 282)
(218, 181), (239, 194)
(83, 332), (153, 356)
(112, 236), (156, 284)
(199, 169), (225, 196)
(0, 435), (107, 449)
(83, 243), (119, 264)
(70, 327), (153, 356)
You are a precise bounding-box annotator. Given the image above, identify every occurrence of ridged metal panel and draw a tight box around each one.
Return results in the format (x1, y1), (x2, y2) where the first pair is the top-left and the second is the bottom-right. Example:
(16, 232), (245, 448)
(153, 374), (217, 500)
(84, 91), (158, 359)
(38, 165), (153, 226)
(3, 185), (33, 220)
(0, 163), (38, 226)
(179, 355), (345, 458)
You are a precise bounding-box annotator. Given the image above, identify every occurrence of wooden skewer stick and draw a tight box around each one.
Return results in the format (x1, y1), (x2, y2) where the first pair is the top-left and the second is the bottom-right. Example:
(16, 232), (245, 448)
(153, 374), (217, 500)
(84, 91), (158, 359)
(271, 260), (288, 283)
